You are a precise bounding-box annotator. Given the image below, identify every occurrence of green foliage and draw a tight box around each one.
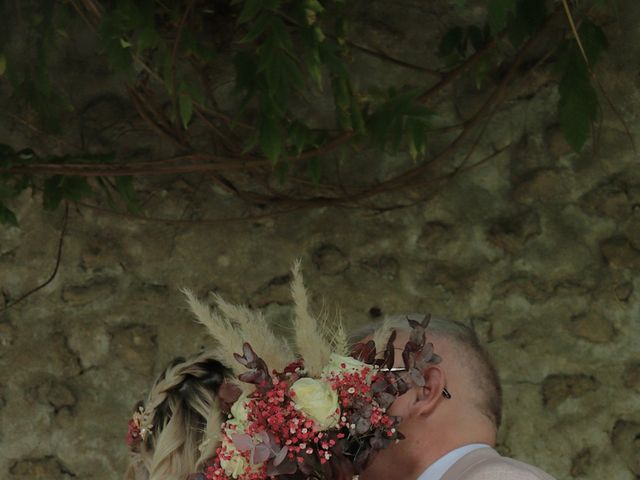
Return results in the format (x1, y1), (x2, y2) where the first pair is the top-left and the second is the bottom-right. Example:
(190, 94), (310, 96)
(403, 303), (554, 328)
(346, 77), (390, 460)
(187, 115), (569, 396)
(487, 0), (517, 35)
(0, 202), (18, 227)
(557, 20), (609, 151)
(0, 0), (616, 226)
(368, 88), (435, 159)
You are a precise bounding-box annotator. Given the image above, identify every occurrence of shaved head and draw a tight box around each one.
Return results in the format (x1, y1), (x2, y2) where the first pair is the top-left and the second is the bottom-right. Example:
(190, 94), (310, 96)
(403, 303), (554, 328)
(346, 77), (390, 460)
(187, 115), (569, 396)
(354, 315), (502, 429)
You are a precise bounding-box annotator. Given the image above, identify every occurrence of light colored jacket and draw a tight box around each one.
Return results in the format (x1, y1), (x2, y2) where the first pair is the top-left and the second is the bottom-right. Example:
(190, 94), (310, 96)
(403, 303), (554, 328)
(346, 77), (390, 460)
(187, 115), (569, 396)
(440, 447), (556, 480)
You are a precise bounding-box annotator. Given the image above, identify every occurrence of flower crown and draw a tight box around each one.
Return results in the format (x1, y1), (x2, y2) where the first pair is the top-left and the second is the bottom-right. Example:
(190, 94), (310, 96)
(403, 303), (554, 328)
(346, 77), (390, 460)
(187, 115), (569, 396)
(126, 402), (153, 449)
(181, 262), (441, 479)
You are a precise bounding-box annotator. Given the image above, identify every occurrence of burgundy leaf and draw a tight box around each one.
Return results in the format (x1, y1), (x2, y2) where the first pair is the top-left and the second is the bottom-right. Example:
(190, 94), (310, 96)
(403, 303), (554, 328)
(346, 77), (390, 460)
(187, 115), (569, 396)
(231, 433), (254, 452)
(238, 370), (262, 384)
(382, 330), (396, 370)
(351, 340), (376, 364)
(375, 392), (395, 409)
(409, 327), (425, 349)
(242, 342), (257, 363)
(233, 351), (249, 367)
(266, 458), (297, 476)
(329, 453), (356, 480)
(355, 417), (371, 434)
(371, 378), (387, 394)
(217, 382), (242, 412)
(252, 443), (271, 464)
(273, 446), (288, 466)
(409, 367), (425, 387)
(407, 317), (422, 329)
(396, 377), (409, 395)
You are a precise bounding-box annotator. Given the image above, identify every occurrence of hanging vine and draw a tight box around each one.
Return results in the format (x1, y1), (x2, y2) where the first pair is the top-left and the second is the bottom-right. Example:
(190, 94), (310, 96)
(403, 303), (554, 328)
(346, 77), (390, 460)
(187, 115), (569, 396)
(0, 0), (621, 226)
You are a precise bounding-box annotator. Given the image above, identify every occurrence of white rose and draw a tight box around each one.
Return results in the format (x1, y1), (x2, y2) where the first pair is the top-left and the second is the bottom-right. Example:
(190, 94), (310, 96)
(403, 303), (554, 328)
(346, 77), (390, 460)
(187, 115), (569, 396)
(290, 377), (339, 429)
(322, 353), (369, 377)
(230, 393), (251, 424)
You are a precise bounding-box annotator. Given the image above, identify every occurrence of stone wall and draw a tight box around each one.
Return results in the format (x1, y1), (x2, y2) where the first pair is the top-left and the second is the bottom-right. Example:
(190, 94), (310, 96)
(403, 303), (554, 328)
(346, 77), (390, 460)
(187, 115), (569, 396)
(1, 1), (640, 479)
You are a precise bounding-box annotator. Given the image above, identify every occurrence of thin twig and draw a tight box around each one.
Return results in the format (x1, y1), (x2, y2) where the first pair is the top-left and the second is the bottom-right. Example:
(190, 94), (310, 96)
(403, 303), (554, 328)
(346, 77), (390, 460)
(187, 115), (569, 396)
(0, 204), (69, 313)
(74, 199), (325, 225)
(345, 40), (442, 76)
(340, 8), (564, 202)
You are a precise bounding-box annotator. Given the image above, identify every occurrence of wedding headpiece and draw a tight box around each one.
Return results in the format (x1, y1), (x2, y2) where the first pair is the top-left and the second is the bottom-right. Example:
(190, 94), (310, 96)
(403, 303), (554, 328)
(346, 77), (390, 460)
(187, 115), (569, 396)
(126, 402), (153, 449)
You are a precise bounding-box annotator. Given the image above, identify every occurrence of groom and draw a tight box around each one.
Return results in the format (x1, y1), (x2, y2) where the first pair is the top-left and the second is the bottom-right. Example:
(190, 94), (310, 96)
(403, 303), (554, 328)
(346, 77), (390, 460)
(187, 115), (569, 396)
(358, 315), (556, 480)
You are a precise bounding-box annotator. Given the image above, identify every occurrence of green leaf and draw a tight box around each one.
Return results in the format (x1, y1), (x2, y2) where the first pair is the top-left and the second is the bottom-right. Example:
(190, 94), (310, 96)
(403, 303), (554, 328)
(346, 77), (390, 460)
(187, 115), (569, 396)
(289, 121), (312, 155)
(488, 0), (516, 35)
(0, 53), (6, 76)
(43, 176), (64, 211)
(0, 202), (17, 227)
(96, 177), (117, 210)
(115, 176), (140, 214)
(579, 20), (609, 65)
(137, 26), (160, 52)
(507, 0), (546, 46)
(307, 157), (321, 184)
(558, 60), (598, 152)
(239, 13), (271, 43)
(62, 177), (93, 202)
(438, 26), (465, 57)
(275, 160), (289, 184)
(238, 0), (262, 24)
(270, 17), (294, 53)
(305, 0), (324, 14)
(474, 57), (492, 89)
(178, 87), (193, 129)
(467, 25), (486, 52)
(282, 55), (305, 91)
(351, 97), (366, 136)
(259, 116), (283, 163)
(333, 77), (350, 109)
(234, 51), (258, 95)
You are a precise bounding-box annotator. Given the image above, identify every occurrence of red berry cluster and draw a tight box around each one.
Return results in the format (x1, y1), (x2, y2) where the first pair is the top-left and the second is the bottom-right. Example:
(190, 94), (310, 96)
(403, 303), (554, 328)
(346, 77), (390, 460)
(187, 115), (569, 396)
(328, 366), (397, 435)
(205, 432), (267, 480)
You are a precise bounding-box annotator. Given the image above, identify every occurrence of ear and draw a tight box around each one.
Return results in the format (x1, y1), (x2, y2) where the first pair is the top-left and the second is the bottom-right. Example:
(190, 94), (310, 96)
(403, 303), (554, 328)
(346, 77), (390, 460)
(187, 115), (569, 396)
(411, 365), (446, 417)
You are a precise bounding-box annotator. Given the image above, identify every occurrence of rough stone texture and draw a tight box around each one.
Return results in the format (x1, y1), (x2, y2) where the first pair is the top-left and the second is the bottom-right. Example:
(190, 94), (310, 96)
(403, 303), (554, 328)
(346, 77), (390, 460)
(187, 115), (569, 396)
(600, 236), (640, 269)
(9, 456), (75, 479)
(611, 420), (640, 476)
(622, 362), (640, 391)
(1, 1), (640, 479)
(567, 312), (616, 344)
(541, 374), (599, 409)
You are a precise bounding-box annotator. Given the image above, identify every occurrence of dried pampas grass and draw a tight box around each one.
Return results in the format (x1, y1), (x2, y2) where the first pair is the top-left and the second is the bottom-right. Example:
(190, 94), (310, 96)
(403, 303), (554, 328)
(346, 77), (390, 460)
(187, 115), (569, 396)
(184, 261), (346, 379)
(182, 289), (245, 377)
(290, 260), (332, 376)
(211, 294), (292, 372)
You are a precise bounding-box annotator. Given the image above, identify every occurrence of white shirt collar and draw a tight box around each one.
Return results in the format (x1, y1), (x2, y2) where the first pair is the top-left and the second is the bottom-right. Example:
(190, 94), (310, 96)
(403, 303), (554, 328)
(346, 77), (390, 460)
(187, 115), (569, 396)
(416, 444), (491, 480)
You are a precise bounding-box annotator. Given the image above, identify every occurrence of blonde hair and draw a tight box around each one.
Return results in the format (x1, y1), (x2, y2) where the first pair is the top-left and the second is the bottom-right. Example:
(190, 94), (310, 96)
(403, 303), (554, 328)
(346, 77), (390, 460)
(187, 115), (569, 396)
(124, 351), (230, 480)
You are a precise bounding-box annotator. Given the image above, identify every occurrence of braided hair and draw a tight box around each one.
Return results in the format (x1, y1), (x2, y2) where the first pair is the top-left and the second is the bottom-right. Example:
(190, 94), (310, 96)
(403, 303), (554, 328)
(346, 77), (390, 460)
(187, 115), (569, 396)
(124, 350), (231, 480)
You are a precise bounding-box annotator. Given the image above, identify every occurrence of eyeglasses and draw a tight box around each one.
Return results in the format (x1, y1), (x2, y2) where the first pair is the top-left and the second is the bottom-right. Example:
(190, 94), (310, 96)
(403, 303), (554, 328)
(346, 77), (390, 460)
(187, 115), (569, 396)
(381, 366), (452, 399)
